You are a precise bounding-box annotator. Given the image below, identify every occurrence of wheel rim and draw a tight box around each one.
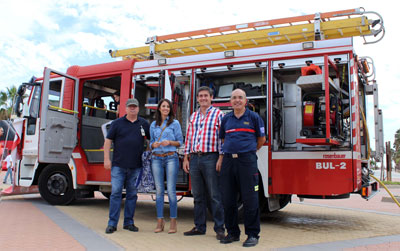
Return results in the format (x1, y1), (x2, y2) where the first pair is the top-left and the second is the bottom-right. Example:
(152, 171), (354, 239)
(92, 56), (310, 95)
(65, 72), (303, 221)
(47, 173), (68, 195)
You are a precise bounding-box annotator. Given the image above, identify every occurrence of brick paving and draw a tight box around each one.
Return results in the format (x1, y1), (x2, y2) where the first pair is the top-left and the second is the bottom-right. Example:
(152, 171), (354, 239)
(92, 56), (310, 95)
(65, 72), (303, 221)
(0, 200), (84, 251)
(1, 170), (400, 250)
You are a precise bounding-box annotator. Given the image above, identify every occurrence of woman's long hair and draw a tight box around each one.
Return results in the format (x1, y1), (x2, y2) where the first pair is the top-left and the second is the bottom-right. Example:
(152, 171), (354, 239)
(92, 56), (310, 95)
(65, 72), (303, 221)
(155, 99), (175, 127)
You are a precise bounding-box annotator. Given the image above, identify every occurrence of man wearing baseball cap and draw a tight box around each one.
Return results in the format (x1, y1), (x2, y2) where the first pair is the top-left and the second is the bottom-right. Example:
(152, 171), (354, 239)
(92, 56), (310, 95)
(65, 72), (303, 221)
(104, 98), (150, 234)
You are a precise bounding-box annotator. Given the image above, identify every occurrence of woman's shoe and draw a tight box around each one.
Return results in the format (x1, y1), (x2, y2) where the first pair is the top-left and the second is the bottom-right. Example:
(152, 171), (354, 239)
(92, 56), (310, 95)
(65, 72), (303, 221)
(154, 218), (165, 233)
(168, 218), (177, 234)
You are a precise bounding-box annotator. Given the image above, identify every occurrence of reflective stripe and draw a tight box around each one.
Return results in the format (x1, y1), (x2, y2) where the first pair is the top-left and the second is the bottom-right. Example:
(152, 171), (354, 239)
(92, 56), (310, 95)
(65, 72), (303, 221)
(226, 128), (256, 133)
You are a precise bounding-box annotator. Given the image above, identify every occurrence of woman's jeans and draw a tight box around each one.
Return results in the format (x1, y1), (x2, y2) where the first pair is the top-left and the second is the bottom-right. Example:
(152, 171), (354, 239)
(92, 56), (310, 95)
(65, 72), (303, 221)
(151, 153), (179, 218)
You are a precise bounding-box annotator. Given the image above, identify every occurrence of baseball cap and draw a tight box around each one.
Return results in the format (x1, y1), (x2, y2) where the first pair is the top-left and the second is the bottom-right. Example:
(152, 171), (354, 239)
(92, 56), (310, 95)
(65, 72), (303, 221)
(126, 98), (139, 106)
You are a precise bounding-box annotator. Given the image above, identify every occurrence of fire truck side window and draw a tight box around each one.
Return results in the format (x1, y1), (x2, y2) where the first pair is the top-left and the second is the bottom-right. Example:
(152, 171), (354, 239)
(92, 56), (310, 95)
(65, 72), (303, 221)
(48, 80), (62, 108)
(26, 80), (62, 135)
(27, 86), (41, 135)
(81, 76), (121, 163)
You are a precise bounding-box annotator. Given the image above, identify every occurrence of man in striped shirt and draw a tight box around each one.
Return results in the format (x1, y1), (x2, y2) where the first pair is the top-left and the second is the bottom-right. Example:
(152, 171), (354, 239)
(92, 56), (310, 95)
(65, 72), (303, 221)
(183, 86), (225, 241)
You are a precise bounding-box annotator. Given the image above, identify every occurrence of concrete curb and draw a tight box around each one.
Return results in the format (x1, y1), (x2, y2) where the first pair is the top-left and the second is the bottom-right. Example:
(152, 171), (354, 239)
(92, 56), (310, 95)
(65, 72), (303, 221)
(32, 199), (123, 251)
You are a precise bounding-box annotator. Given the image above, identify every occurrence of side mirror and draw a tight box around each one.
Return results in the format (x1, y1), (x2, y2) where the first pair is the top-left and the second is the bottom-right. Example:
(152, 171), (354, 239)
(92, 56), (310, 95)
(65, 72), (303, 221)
(17, 84), (26, 96)
(14, 96), (23, 117)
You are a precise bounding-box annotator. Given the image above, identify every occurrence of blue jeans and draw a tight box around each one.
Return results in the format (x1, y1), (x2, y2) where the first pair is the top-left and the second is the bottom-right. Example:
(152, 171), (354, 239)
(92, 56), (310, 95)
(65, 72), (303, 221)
(151, 153), (179, 218)
(3, 167), (12, 184)
(189, 153), (224, 233)
(108, 166), (141, 227)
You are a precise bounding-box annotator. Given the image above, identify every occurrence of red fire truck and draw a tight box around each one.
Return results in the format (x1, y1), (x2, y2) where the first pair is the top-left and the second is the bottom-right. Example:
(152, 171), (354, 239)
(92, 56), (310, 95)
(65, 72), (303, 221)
(2, 8), (385, 212)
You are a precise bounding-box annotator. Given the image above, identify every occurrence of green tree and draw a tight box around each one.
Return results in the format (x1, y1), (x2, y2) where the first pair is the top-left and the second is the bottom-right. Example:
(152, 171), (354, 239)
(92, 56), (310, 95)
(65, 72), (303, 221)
(0, 91), (8, 108)
(0, 85), (18, 119)
(393, 129), (400, 171)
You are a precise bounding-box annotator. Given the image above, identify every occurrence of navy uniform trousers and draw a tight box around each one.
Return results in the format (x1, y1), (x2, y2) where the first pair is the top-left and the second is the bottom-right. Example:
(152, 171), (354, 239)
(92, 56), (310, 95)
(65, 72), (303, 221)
(220, 151), (260, 238)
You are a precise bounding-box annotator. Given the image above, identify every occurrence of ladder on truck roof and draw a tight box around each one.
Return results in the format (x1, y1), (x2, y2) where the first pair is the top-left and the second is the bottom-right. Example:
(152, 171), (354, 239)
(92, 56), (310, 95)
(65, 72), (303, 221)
(109, 7), (384, 60)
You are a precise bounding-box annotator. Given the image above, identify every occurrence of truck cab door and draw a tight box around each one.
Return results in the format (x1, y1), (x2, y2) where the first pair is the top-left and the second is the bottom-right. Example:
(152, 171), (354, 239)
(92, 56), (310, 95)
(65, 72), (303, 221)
(38, 68), (79, 164)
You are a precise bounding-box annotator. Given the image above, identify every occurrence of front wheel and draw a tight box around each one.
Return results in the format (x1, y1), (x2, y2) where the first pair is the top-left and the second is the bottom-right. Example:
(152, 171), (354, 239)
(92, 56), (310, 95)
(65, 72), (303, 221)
(38, 164), (75, 205)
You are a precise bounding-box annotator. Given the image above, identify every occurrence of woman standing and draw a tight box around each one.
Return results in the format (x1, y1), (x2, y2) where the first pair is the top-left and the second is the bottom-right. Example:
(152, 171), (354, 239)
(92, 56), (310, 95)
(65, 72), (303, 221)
(150, 99), (183, 233)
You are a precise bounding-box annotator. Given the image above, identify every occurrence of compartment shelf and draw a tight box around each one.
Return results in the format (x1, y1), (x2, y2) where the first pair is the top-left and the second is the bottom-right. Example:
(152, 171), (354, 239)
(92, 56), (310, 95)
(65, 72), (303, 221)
(296, 75), (348, 96)
(296, 138), (340, 146)
(145, 81), (159, 88)
(213, 95), (266, 102)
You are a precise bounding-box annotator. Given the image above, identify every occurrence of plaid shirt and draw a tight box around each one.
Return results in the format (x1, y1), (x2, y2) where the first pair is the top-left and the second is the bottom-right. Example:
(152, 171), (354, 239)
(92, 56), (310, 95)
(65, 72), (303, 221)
(184, 106), (223, 154)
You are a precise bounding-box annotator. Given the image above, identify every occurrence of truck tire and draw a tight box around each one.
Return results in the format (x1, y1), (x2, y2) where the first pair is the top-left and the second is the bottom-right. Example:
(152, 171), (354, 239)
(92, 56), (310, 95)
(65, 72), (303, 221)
(38, 164), (75, 205)
(279, 194), (291, 209)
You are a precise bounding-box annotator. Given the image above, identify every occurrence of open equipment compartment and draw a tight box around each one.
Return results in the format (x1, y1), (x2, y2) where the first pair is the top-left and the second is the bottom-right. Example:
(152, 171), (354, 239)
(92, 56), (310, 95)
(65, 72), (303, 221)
(271, 55), (352, 152)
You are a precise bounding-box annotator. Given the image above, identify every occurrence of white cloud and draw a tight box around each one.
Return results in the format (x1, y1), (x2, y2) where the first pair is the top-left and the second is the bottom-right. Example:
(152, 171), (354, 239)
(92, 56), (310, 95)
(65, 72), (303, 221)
(70, 32), (109, 56)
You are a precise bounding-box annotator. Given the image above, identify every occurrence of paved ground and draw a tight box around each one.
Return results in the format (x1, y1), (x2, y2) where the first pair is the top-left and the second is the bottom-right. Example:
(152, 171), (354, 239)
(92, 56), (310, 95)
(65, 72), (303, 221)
(1, 171), (399, 251)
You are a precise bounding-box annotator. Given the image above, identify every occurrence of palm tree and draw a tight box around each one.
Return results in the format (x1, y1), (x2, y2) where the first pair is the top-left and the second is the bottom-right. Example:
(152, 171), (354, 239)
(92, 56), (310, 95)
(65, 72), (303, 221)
(0, 91), (8, 108)
(0, 85), (18, 119)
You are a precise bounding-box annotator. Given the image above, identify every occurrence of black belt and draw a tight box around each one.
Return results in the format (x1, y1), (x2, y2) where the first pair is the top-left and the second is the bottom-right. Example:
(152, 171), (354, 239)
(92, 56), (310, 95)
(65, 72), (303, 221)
(190, 152), (218, 157)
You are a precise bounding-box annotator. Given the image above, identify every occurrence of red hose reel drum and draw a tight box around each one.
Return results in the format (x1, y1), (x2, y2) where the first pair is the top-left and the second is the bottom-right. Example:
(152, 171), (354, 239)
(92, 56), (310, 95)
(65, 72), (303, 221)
(303, 101), (315, 127)
(301, 64), (322, 76)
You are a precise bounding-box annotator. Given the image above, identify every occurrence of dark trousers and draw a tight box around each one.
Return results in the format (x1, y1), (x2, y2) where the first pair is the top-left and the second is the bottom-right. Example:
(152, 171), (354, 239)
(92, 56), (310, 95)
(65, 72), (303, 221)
(220, 151), (260, 238)
(189, 153), (225, 233)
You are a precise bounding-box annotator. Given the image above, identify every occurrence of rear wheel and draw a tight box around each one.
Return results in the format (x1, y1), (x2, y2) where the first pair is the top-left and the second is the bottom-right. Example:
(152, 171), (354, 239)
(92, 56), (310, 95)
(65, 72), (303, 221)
(279, 194), (291, 209)
(38, 165), (75, 205)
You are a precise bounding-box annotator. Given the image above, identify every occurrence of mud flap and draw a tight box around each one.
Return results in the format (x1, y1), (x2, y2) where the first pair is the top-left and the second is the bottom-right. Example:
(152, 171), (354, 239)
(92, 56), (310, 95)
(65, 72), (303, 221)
(268, 196), (280, 211)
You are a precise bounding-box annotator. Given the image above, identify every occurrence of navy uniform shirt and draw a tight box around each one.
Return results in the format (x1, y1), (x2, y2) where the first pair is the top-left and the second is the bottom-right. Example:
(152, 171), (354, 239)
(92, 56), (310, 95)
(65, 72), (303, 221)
(220, 109), (265, 153)
(106, 115), (150, 169)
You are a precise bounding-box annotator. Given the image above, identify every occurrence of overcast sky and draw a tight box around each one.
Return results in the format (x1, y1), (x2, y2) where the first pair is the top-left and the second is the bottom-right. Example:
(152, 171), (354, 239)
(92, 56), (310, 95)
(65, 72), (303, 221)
(0, 0), (398, 147)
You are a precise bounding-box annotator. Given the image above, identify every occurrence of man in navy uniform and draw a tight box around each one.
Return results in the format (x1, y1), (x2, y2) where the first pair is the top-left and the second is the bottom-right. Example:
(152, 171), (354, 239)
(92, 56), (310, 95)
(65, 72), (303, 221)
(219, 88), (266, 247)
